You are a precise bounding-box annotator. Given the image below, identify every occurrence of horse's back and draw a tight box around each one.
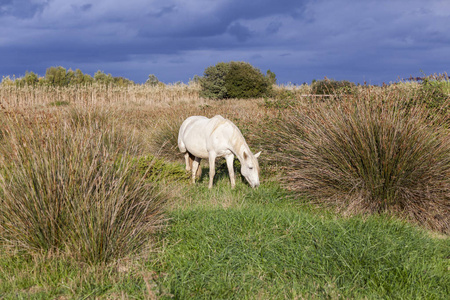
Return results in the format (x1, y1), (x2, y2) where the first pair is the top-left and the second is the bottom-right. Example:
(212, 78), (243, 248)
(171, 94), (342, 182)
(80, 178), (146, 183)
(178, 116), (215, 158)
(178, 115), (231, 158)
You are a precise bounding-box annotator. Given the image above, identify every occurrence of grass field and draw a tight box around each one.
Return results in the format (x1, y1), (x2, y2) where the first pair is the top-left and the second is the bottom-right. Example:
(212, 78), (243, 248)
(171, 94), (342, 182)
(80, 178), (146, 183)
(0, 83), (449, 299)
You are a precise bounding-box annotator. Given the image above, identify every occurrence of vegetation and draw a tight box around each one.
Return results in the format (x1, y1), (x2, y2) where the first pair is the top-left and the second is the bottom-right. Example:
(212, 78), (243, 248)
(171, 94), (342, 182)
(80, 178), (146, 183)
(266, 89), (449, 233)
(311, 77), (356, 95)
(151, 190), (449, 299)
(200, 61), (273, 99)
(0, 108), (167, 264)
(414, 74), (450, 112)
(0, 71), (448, 298)
(2, 66), (152, 87)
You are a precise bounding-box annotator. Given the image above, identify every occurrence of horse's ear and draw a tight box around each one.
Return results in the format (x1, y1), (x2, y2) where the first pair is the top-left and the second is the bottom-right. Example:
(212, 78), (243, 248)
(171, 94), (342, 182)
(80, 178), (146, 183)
(243, 151), (248, 160)
(255, 151), (261, 158)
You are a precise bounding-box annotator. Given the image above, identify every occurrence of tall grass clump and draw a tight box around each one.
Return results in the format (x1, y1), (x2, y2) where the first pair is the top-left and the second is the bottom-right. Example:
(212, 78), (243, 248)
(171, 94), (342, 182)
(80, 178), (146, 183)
(275, 95), (450, 233)
(0, 109), (167, 263)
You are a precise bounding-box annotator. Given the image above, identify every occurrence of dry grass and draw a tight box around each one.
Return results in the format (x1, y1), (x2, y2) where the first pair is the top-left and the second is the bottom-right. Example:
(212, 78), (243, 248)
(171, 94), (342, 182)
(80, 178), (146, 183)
(0, 83), (204, 108)
(0, 107), (168, 263)
(1, 83), (448, 237)
(270, 88), (450, 233)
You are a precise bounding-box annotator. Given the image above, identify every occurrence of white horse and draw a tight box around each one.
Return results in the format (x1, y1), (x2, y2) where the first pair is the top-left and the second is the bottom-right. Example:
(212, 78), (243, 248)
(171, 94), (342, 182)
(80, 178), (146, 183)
(178, 115), (261, 188)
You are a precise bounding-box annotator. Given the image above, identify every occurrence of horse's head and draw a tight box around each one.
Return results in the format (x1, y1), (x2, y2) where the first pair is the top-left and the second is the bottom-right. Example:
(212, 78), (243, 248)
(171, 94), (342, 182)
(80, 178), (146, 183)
(241, 151), (261, 188)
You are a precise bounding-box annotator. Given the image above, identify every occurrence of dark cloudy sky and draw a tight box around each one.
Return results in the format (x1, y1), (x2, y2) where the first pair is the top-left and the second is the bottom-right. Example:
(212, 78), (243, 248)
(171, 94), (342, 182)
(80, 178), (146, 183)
(1, 0), (449, 84)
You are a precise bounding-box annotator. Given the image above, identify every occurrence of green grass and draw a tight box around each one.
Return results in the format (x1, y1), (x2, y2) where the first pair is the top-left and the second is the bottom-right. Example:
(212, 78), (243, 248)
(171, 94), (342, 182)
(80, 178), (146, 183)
(148, 180), (449, 299)
(1, 164), (448, 299)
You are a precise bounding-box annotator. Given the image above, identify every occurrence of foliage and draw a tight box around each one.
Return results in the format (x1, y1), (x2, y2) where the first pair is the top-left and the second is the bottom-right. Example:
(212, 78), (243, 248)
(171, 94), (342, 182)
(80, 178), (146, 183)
(133, 155), (189, 182)
(312, 78), (356, 95)
(2, 67), (135, 87)
(45, 66), (71, 86)
(14, 71), (39, 87)
(416, 74), (449, 112)
(272, 96), (450, 233)
(0, 109), (167, 263)
(266, 69), (277, 84)
(199, 62), (230, 99)
(225, 61), (272, 99)
(200, 61), (272, 99)
(146, 74), (160, 86)
(71, 68), (94, 85)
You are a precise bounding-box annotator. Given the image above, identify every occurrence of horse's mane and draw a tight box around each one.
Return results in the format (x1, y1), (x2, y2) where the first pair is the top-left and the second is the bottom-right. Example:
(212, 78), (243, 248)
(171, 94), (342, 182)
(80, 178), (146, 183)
(210, 115), (249, 155)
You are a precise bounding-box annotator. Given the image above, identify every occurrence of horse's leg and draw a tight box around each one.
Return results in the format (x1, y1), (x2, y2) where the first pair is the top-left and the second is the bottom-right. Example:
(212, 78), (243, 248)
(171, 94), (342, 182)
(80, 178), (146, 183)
(208, 152), (217, 189)
(192, 157), (201, 183)
(184, 152), (191, 171)
(195, 158), (202, 178)
(225, 154), (236, 188)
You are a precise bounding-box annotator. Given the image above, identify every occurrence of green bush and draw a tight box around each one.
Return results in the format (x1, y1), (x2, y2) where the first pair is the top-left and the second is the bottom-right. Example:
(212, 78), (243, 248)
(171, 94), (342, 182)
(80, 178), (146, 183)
(0, 110), (167, 263)
(225, 62), (271, 99)
(200, 61), (272, 99)
(145, 74), (160, 86)
(418, 76), (449, 111)
(312, 78), (356, 95)
(14, 71), (39, 87)
(273, 97), (450, 233)
(199, 62), (230, 99)
(134, 155), (189, 182)
(45, 66), (71, 86)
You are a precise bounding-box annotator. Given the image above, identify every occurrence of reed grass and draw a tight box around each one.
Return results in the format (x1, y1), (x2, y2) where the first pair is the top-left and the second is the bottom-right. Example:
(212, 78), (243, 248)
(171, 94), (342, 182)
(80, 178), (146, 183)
(0, 108), (167, 263)
(272, 89), (450, 233)
(0, 83), (203, 108)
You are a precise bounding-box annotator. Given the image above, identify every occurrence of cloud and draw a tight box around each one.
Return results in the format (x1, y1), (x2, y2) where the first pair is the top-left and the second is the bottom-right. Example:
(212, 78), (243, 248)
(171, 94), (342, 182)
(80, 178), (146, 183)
(0, 0), (48, 19)
(265, 21), (282, 35)
(71, 3), (93, 13)
(228, 22), (253, 42)
(0, 0), (449, 84)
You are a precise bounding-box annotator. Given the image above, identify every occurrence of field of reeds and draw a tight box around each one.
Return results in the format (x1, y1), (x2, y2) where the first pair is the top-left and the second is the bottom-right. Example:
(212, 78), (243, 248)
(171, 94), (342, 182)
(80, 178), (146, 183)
(0, 82), (449, 299)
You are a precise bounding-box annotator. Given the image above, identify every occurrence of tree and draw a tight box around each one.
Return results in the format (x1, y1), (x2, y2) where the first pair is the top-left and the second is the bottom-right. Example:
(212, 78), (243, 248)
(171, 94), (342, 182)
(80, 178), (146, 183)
(16, 71), (39, 87)
(225, 62), (271, 99)
(45, 66), (70, 86)
(73, 69), (93, 85)
(199, 61), (273, 99)
(94, 70), (114, 85)
(199, 62), (231, 99)
(266, 69), (277, 85)
(145, 74), (159, 86)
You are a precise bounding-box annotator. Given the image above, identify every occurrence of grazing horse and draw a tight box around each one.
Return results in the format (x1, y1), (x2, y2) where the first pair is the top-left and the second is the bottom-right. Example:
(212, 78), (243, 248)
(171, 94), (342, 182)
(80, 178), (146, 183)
(178, 115), (261, 188)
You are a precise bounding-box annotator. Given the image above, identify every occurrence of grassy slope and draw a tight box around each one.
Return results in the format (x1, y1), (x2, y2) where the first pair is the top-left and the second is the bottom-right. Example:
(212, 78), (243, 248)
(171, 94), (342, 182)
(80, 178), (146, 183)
(2, 172), (447, 299)
(149, 176), (449, 299)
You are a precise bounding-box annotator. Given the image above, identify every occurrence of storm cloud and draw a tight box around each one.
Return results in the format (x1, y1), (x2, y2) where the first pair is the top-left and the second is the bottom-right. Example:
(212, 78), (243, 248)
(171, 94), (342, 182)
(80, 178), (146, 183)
(1, 0), (449, 84)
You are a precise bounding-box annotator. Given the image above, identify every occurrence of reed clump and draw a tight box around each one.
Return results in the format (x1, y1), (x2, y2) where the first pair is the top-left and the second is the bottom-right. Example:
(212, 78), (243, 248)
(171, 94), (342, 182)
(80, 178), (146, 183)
(273, 89), (450, 233)
(0, 108), (167, 263)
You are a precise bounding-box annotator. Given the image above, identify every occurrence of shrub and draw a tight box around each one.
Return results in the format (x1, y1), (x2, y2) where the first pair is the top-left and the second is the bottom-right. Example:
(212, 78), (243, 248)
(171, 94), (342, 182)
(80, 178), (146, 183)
(146, 74), (160, 86)
(45, 66), (71, 86)
(200, 61), (271, 99)
(0, 109), (167, 263)
(225, 62), (271, 99)
(199, 62), (230, 99)
(15, 71), (40, 87)
(134, 155), (189, 182)
(417, 76), (449, 111)
(274, 96), (450, 233)
(312, 78), (356, 95)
